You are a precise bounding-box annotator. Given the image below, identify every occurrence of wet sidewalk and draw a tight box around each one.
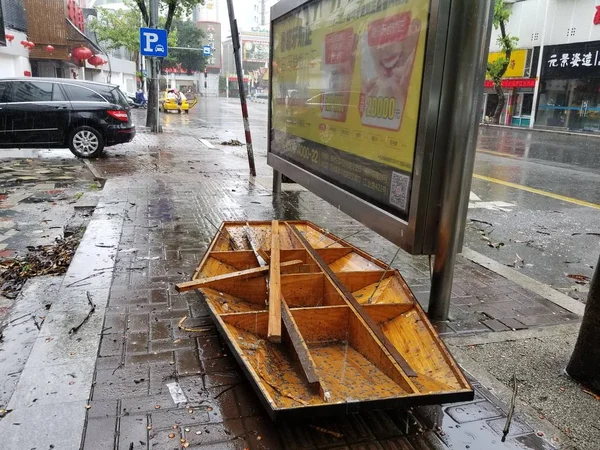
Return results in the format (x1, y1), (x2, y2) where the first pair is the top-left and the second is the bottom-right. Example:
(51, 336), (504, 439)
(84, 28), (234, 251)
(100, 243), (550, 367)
(0, 124), (593, 449)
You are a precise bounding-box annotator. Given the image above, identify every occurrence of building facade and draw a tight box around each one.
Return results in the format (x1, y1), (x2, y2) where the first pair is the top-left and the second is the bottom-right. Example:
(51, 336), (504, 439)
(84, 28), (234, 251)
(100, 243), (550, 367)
(0, 0), (31, 77)
(0, 0), (135, 93)
(486, 0), (600, 131)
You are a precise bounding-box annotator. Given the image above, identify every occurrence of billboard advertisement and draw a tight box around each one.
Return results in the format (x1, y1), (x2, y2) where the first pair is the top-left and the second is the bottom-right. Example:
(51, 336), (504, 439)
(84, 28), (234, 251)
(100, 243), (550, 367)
(198, 21), (221, 69)
(243, 40), (269, 63)
(270, 0), (429, 219)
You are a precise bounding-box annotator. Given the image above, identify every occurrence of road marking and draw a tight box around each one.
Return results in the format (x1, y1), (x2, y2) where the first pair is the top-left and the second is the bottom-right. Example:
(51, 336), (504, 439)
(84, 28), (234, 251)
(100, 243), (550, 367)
(468, 200), (514, 211)
(477, 149), (523, 160)
(472, 174), (600, 210)
(199, 138), (215, 149)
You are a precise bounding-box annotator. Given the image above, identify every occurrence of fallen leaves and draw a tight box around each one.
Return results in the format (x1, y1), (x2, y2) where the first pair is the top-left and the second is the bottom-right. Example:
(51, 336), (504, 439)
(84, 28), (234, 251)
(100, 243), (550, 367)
(0, 235), (81, 298)
(220, 139), (243, 146)
(583, 388), (600, 401)
(567, 274), (591, 285)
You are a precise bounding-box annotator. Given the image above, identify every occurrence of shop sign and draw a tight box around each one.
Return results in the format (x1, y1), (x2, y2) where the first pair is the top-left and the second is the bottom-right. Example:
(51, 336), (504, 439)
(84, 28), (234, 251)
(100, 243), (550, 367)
(487, 49), (527, 78)
(540, 40), (600, 78)
(484, 78), (536, 88)
(198, 22), (221, 69)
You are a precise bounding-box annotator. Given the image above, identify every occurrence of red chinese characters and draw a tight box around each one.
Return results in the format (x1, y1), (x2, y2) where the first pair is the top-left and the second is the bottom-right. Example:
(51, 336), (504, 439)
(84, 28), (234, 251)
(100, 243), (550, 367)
(368, 12), (411, 46)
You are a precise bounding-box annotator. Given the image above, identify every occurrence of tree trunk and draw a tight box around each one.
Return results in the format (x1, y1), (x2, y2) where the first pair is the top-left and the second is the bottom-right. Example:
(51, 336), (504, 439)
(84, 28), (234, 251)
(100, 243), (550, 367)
(145, 59), (161, 131)
(566, 253), (600, 394)
(493, 84), (505, 124)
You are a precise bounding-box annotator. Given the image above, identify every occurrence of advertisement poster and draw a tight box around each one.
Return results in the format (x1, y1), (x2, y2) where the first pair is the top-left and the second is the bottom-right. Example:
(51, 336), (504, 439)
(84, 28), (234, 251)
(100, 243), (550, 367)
(270, 0), (429, 217)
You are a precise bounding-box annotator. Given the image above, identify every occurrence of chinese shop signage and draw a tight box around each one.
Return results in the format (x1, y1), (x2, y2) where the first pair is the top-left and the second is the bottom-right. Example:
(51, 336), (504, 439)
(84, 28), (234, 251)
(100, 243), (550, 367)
(540, 40), (600, 78)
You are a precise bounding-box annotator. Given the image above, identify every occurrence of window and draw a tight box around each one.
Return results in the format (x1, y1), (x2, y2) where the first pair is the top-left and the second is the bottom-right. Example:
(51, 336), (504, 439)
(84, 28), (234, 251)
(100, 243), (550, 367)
(62, 84), (106, 102)
(11, 81), (54, 102)
(0, 82), (10, 102)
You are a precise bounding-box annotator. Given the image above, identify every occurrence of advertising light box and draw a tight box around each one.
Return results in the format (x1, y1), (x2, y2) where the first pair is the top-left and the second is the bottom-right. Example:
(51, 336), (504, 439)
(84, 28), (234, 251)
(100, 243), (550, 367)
(268, 0), (450, 254)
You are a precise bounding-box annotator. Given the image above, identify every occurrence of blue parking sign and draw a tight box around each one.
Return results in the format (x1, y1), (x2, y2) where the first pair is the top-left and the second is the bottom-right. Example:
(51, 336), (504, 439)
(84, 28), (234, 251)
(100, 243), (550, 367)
(140, 27), (168, 57)
(203, 45), (212, 56)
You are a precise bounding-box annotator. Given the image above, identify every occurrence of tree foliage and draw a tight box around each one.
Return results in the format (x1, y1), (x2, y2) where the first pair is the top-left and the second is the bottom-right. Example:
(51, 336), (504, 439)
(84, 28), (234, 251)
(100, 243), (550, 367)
(163, 19), (207, 73)
(486, 0), (519, 124)
(89, 2), (177, 62)
(133, 0), (204, 32)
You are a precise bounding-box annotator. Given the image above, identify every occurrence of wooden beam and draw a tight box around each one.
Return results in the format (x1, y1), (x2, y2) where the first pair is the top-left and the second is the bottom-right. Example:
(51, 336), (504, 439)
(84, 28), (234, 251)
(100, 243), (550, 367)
(282, 299), (330, 401)
(287, 224), (417, 378)
(267, 220), (282, 343)
(244, 224), (268, 267)
(175, 259), (302, 292)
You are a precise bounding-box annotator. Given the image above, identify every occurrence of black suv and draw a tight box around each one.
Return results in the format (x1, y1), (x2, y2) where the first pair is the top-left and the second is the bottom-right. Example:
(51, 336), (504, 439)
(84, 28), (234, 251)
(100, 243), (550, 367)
(0, 78), (135, 158)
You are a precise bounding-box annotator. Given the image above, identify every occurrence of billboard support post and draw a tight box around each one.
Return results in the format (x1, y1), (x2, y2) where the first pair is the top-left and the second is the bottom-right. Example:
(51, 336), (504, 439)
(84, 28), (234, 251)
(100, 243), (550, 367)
(226, 0), (257, 177)
(428, 0), (494, 321)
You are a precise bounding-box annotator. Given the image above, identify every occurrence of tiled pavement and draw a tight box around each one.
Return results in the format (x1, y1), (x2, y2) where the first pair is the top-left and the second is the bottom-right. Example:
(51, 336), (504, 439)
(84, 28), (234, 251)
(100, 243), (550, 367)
(77, 132), (578, 448)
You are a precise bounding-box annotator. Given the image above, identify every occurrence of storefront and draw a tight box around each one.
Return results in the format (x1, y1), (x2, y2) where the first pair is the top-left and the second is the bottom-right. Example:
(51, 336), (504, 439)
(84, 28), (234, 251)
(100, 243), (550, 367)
(482, 49), (535, 126)
(535, 40), (600, 132)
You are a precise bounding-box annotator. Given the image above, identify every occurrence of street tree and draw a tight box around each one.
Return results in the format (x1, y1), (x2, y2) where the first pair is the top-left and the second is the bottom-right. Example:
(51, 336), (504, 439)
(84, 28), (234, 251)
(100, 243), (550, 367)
(486, 0), (518, 124)
(163, 19), (207, 74)
(566, 254), (600, 393)
(132, 0), (204, 129)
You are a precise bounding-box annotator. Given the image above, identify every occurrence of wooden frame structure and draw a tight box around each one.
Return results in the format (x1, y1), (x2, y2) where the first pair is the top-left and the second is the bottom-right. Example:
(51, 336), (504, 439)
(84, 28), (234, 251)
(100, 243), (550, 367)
(178, 221), (473, 420)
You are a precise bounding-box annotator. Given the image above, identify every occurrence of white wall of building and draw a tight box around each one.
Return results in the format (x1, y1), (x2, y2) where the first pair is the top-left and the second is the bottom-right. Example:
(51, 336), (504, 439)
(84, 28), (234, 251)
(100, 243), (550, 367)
(83, 55), (136, 93)
(490, 0), (600, 52)
(0, 29), (31, 78)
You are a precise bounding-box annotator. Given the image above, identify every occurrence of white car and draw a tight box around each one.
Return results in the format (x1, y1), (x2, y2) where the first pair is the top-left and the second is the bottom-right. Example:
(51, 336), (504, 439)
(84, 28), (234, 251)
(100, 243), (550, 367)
(155, 44), (165, 53)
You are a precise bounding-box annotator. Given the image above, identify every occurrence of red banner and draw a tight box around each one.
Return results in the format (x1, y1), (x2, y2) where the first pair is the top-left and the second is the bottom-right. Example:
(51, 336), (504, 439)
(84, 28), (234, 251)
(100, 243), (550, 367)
(484, 78), (536, 88)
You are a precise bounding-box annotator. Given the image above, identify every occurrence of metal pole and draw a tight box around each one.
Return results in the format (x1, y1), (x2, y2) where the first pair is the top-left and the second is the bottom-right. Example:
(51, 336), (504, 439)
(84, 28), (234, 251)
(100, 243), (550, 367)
(428, 0), (495, 321)
(226, 0), (257, 177)
(272, 169), (282, 194)
(149, 0), (160, 133)
(529, 0), (550, 129)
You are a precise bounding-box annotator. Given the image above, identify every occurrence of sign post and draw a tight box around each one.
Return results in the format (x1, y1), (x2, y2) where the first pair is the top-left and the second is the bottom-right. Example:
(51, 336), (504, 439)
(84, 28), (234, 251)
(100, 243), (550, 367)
(268, 0), (494, 320)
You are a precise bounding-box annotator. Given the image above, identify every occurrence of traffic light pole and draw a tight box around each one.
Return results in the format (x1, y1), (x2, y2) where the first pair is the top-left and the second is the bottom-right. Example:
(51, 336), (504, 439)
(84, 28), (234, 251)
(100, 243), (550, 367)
(226, 0), (257, 177)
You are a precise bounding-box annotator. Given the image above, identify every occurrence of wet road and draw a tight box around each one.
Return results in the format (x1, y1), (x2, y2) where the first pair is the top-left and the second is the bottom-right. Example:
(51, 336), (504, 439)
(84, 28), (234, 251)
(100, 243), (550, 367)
(469, 126), (599, 302)
(133, 99), (598, 301)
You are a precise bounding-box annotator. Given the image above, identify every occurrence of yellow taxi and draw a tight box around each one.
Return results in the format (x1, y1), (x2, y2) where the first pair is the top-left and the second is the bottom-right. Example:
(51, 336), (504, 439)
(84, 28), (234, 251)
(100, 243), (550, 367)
(159, 89), (197, 113)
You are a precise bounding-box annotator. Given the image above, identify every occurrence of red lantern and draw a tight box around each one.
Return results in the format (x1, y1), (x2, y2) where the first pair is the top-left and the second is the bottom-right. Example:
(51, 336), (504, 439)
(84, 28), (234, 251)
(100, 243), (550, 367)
(88, 55), (105, 67)
(20, 40), (28, 47)
(5, 33), (14, 43)
(45, 45), (55, 54)
(26, 41), (35, 49)
(72, 46), (93, 62)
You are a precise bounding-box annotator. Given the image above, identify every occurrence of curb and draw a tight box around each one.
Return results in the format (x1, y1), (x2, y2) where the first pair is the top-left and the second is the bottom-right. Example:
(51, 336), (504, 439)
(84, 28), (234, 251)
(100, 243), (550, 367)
(0, 180), (127, 449)
(461, 247), (585, 316)
(82, 159), (107, 187)
(481, 123), (600, 139)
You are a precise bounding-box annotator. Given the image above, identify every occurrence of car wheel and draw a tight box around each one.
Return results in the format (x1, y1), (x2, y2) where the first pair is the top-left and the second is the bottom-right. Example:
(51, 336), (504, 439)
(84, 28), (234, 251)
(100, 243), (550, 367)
(68, 126), (104, 158)
(184, 110), (189, 114)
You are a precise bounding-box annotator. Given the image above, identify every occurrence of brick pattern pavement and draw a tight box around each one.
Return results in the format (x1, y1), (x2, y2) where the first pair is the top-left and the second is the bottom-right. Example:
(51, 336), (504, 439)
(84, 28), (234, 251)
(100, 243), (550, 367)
(81, 166), (563, 449)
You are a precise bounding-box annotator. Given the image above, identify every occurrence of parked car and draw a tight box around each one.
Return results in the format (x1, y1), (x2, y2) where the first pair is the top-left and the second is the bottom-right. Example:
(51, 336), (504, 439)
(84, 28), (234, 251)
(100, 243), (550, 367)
(0, 78), (135, 158)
